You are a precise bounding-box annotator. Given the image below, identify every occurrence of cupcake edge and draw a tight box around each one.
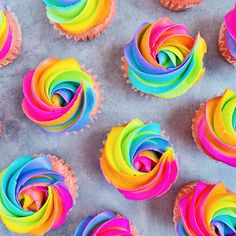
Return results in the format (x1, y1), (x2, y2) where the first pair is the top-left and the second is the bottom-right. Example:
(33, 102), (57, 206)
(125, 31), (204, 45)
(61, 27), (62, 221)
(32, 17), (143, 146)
(218, 23), (236, 67)
(0, 8), (22, 68)
(160, 0), (203, 11)
(50, 0), (116, 41)
(33, 153), (78, 203)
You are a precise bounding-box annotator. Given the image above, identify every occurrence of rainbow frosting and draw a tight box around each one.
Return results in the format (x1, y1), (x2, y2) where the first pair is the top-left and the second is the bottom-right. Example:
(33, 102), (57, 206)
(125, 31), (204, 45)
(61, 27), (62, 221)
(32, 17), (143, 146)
(124, 17), (207, 98)
(193, 89), (236, 167)
(22, 58), (100, 135)
(174, 182), (236, 236)
(0, 155), (73, 235)
(74, 210), (137, 236)
(224, 4), (236, 58)
(43, 0), (115, 36)
(100, 118), (178, 200)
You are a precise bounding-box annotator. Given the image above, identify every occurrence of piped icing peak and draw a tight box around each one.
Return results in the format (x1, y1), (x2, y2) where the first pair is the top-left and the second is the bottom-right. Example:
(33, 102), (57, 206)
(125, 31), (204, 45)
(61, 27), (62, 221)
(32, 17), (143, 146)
(0, 155), (74, 235)
(174, 182), (236, 236)
(100, 118), (178, 200)
(74, 210), (138, 236)
(192, 88), (236, 167)
(123, 17), (207, 98)
(22, 58), (101, 135)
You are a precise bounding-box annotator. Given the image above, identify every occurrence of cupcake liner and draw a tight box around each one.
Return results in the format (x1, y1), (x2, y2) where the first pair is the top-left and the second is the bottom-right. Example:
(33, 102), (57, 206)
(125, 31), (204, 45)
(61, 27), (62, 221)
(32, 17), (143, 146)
(173, 182), (197, 227)
(65, 67), (103, 135)
(218, 23), (236, 67)
(121, 57), (156, 99)
(116, 213), (140, 236)
(0, 8), (22, 68)
(160, 0), (203, 11)
(33, 153), (78, 203)
(51, 0), (116, 41)
(0, 120), (2, 136)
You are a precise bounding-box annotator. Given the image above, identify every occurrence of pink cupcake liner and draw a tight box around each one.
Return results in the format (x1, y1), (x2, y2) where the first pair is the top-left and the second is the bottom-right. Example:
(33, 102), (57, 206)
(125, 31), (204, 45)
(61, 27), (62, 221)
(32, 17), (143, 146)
(116, 213), (140, 236)
(160, 0), (203, 11)
(51, 0), (116, 41)
(0, 8), (22, 68)
(218, 23), (236, 67)
(33, 153), (78, 203)
(173, 182), (197, 227)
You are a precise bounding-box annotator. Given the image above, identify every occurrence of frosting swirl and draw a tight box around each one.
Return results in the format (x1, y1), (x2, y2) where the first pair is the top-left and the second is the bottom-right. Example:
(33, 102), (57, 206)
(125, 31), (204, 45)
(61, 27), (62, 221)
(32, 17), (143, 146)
(174, 182), (236, 236)
(74, 210), (137, 236)
(0, 155), (73, 235)
(43, 0), (114, 34)
(22, 58), (100, 135)
(193, 89), (236, 167)
(100, 118), (178, 200)
(124, 17), (207, 98)
(224, 4), (236, 59)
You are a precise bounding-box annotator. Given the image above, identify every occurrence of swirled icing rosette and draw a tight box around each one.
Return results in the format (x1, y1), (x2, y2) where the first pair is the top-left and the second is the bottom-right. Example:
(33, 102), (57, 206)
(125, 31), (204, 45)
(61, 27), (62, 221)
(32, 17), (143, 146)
(192, 89), (236, 167)
(22, 58), (101, 135)
(173, 182), (236, 236)
(0, 0), (21, 68)
(43, 0), (116, 41)
(160, 0), (203, 11)
(123, 17), (207, 98)
(74, 210), (139, 236)
(0, 154), (76, 235)
(100, 118), (178, 200)
(219, 4), (236, 66)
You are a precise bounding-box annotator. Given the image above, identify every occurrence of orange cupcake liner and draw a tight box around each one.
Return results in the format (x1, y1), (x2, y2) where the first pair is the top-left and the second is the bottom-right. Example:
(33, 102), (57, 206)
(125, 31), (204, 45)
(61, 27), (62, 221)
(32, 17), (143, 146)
(0, 8), (22, 68)
(33, 153), (78, 203)
(160, 0), (203, 11)
(52, 0), (116, 41)
(173, 182), (197, 227)
(116, 213), (140, 236)
(218, 23), (236, 67)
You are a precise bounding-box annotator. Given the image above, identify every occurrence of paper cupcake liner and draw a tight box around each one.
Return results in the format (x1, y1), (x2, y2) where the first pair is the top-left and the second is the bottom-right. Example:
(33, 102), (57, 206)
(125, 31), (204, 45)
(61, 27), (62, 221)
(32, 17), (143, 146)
(116, 213), (140, 236)
(121, 56), (156, 99)
(173, 182), (197, 227)
(0, 8), (22, 68)
(218, 23), (236, 67)
(33, 153), (78, 203)
(160, 0), (203, 11)
(51, 0), (116, 41)
(0, 120), (3, 137)
(65, 67), (103, 135)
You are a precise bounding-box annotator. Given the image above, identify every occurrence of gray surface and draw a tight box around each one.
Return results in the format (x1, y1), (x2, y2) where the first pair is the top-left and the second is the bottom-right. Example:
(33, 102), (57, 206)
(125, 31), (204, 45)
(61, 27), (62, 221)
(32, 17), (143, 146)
(0, 0), (236, 235)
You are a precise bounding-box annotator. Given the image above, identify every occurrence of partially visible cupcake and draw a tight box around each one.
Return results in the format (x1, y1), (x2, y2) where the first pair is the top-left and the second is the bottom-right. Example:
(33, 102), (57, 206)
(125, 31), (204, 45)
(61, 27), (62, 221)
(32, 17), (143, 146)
(74, 210), (139, 236)
(0, 0), (22, 68)
(100, 118), (178, 200)
(218, 3), (236, 66)
(43, 0), (116, 41)
(160, 0), (203, 11)
(192, 89), (236, 167)
(123, 17), (207, 98)
(22, 58), (101, 135)
(173, 182), (236, 235)
(0, 154), (77, 235)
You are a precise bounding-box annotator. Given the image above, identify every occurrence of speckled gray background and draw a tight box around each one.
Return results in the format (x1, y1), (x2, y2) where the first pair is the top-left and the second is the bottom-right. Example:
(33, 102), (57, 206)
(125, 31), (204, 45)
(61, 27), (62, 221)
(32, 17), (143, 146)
(0, 0), (236, 235)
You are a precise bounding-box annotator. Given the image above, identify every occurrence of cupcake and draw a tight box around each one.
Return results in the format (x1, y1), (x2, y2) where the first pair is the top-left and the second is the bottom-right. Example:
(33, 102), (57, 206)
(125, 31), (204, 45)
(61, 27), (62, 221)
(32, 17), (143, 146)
(160, 0), (203, 11)
(74, 210), (139, 236)
(123, 17), (207, 98)
(0, 0), (22, 68)
(100, 118), (178, 200)
(22, 58), (101, 135)
(43, 0), (116, 41)
(0, 154), (77, 235)
(192, 89), (236, 167)
(218, 3), (236, 66)
(173, 182), (236, 235)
